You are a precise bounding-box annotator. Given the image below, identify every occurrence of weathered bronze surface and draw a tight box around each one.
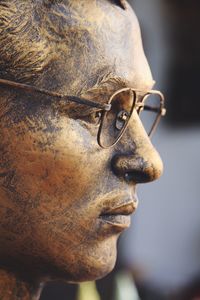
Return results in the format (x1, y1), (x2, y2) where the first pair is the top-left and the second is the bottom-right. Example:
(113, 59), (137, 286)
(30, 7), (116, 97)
(0, 1), (164, 299)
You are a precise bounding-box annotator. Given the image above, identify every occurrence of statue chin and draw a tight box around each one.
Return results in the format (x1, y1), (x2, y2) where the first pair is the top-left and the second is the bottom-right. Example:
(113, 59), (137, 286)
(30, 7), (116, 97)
(43, 236), (118, 283)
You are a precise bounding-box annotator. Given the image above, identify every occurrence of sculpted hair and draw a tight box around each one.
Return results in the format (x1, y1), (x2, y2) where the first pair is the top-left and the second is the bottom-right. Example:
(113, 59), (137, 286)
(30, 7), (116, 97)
(113, 0), (127, 9)
(0, 1), (51, 81)
(0, 0), (127, 81)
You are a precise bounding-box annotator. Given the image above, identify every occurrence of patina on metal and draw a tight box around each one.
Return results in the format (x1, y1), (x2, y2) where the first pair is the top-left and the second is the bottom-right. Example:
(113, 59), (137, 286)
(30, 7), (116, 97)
(0, 0), (165, 299)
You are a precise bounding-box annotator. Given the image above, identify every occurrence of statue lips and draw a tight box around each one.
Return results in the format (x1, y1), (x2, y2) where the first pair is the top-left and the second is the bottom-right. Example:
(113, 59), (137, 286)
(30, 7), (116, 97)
(99, 195), (138, 232)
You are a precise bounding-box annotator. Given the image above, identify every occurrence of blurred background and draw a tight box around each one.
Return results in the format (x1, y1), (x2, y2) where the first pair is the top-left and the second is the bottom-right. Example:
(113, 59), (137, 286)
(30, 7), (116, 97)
(40, 0), (200, 299)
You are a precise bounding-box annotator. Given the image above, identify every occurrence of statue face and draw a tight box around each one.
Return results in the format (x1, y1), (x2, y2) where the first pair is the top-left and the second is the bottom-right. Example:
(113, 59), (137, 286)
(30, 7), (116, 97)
(0, 1), (163, 282)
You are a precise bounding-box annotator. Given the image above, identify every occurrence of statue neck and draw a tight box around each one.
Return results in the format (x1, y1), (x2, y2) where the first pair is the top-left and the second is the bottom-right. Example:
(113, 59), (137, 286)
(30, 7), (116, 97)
(0, 269), (43, 300)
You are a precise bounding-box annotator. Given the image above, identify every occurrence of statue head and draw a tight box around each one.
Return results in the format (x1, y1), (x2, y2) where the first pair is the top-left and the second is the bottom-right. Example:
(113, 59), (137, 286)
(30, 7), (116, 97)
(0, 0), (164, 284)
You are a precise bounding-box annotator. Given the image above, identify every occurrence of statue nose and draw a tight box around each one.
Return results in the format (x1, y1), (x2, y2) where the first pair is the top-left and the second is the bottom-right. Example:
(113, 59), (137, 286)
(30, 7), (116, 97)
(111, 112), (163, 184)
(111, 149), (163, 183)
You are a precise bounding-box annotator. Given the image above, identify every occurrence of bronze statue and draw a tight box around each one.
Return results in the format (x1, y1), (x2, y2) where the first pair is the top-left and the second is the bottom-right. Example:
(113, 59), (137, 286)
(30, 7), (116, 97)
(0, 0), (165, 299)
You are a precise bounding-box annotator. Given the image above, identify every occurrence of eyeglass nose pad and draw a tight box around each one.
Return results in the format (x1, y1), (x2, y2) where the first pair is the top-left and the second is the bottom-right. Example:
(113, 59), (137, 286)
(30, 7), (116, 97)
(115, 110), (129, 131)
(114, 89), (134, 131)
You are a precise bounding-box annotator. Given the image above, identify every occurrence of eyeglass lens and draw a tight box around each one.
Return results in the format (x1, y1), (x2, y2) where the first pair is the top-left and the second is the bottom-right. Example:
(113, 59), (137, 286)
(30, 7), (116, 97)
(98, 89), (135, 148)
(138, 93), (162, 136)
(98, 90), (163, 148)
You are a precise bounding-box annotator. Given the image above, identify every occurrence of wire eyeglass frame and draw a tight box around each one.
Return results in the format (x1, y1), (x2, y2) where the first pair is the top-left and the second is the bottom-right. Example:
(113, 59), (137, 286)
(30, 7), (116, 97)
(0, 78), (166, 149)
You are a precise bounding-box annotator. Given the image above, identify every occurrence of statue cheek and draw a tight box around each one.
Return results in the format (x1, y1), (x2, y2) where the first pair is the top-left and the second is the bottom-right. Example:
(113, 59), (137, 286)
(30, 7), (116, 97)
(4, 116), (102, 202)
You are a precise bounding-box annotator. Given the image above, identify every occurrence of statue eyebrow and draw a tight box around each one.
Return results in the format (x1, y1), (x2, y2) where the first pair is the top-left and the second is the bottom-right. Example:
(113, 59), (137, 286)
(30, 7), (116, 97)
(82, 75), (128, 96)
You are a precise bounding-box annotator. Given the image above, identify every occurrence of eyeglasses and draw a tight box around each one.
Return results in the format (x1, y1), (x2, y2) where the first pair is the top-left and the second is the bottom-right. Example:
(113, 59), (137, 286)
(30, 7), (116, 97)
(0, 78), (166, 148)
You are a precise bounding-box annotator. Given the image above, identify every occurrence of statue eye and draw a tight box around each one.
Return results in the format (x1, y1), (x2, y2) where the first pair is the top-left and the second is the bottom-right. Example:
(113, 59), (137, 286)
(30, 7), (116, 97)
(77, 110), (102, 126)
(86, 111), (102, 125)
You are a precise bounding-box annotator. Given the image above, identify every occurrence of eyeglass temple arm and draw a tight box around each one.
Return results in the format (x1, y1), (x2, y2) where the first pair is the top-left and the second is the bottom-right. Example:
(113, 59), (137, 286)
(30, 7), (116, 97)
(0, 78), (111, 111)
(142, 104), (166, 116)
